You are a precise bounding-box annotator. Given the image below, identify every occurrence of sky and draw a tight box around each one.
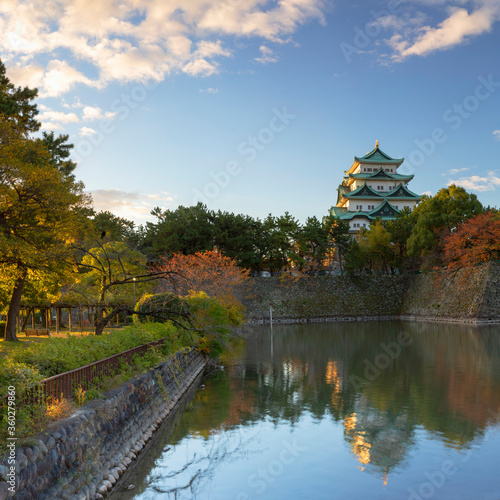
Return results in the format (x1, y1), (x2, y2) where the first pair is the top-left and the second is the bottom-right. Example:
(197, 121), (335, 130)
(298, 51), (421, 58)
(1, 0), (500, 226)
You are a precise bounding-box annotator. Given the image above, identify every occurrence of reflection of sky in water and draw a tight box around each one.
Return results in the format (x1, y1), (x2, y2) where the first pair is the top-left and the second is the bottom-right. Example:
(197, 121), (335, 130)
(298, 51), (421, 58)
(118, 321), (500, 500)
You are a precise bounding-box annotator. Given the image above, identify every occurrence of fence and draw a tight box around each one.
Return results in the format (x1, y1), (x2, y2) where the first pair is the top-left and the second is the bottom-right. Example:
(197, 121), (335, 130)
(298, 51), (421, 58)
(30, 337), (171, 403)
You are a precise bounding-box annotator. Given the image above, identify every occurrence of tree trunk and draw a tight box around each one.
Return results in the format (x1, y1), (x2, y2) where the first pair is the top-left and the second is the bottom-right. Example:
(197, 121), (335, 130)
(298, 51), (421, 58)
(21, 307), (34, 331)
(5, 274), (26, 341)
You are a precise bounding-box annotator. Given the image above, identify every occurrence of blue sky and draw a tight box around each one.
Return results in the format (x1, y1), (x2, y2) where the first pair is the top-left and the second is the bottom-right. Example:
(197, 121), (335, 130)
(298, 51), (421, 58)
(2, 0), (500, 225)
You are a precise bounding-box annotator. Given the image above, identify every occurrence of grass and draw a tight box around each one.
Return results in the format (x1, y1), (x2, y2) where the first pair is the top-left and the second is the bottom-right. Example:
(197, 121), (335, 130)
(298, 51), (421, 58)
(0, 327), (127, 358)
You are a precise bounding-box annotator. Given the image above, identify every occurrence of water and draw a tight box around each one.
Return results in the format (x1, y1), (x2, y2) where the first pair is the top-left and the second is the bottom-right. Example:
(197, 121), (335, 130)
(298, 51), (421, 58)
(113, 321), (500, 500)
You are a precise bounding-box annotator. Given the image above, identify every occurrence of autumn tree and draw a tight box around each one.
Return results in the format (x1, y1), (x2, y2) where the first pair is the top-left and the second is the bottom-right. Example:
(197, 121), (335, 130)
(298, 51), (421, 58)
(407, 185), (483, 263)
(0, 117), (90, 340)
(442, 212), (500, 271)
(155, 250), (249, 300)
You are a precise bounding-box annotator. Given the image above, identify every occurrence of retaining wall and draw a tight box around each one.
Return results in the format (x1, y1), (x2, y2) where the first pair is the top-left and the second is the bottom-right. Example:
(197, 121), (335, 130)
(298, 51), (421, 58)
(241, 275), (411, 323)
(0, 348), (207, 500)
(401, 262), (500, 323)
(241, 263), (500, 324)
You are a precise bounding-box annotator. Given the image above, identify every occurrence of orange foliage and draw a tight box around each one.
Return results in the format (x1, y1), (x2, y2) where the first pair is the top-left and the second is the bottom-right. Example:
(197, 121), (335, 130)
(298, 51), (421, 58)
(156, 250), (249, 299)
(443, 212), (500, 270)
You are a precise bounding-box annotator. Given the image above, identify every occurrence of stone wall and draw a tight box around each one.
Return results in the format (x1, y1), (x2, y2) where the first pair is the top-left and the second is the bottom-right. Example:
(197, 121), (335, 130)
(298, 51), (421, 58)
(0, 348), (207, 500)
(400, 262), (500, 323)
(241, 275), (412, 322)
(241, 263), (500, 324)
(477, 262), (500, 321)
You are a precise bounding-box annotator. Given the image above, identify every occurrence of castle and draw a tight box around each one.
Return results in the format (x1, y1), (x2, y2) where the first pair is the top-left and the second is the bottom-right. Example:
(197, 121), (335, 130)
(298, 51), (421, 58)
(330, 141), (420, 232)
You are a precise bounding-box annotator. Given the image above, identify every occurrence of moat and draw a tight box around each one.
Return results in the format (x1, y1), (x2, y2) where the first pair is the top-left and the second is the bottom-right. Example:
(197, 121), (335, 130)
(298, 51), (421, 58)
(111, 320), (500, 500)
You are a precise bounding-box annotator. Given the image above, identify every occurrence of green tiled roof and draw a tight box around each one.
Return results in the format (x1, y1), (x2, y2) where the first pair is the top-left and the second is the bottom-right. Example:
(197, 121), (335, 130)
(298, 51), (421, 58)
(385, 184), (421, 199)
(330, 206), (347, 217)
(355, 145), (403, 165)
(344, 184), (382, 199)
(368, 200), (400, 218)
(334, 200), (401, 221)
(349, 169), (413, 181)
(337, 210), (371, 221)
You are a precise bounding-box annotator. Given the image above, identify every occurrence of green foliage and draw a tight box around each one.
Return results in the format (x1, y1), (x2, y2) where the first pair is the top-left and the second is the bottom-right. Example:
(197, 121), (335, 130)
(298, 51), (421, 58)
(324, 214), (351, 272)
(90, 210), (136, 244)
(384, 207), (417, 270)
(185, 291), (245, 358)
(0, 115), (91, 340)
(0, 358), (44, 398)
(136, 293), (188, 323)
(10, 322), (181, 378)
(0, 59), (39, 134)
(212, 210), (264, 269)
(407, 185), (483, 258)
(145, 203), (213, 257)
(295, 216), (329, 271)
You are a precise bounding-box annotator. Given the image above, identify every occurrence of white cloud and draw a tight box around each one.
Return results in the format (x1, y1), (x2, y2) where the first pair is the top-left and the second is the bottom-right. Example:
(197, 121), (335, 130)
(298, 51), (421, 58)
(82, 106), (117, 121)
(79, 127), (97, 137)
(89, 189), (175, 224)
(445, 167), (470, 175)
(38, 109), (80, 123)
(380, 2), (500, 61)
(399, 6), (497, 59)
(493, 130), (500, 141)
(183, 59), (219, 77)
(448, 170), (500, 192)
(40, 121), (64, 131)
(1, 0), (326, 96)
(420, 190), (432, 197)
(199, 87), (219, 93)
(255, 45), (278, 64)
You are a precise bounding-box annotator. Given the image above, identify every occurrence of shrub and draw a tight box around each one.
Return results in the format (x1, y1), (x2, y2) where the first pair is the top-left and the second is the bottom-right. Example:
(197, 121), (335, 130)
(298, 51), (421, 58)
(11, 322), (181, 378)
(0, 358), (44, 398)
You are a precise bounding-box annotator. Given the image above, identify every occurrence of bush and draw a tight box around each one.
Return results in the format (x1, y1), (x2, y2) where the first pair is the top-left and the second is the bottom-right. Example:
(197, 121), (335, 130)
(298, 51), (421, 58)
(136, 292), (188, 323)
(185, 291), (245, 357)
(0, 358), (44, 398)
(11, 322), (182, 378)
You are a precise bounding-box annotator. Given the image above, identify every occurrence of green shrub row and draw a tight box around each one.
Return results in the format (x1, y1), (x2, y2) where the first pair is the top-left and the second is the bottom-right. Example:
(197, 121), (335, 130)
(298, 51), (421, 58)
(0, 322), (190, 399)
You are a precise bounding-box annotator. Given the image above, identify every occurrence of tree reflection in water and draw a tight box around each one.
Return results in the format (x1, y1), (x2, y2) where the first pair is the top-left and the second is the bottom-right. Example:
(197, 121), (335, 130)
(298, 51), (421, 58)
(114, 321), (500, 499)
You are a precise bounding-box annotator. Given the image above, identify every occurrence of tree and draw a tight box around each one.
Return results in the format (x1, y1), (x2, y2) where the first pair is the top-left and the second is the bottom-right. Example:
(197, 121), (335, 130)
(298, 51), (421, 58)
(91, 210), (136, 244)
(144, 203), (213, 257)
(296, 216), (329, 272)
(361, 220), (395, 274)
(385, 207), (417, 271)
(442, 212), (500, 271)
(324, 215), (351, 273)
(407, 185), (483, 261)
(0, 117), (90, 340)
(41, 131), (77, 179)
(212, 211), (262, 270)
(262, 212), (300, 273)
(74, 241), (155, 335)
(155, 250), (249, 300)
(0, 60), (39, 134)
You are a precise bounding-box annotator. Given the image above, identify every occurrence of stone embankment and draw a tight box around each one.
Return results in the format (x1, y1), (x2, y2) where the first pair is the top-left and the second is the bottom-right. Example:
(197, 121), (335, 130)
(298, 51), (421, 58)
(0, 348), (206, 500)
(400, 262), (500, 324)
(241, 275), (411, 323)
(241, 262), (500, 324)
